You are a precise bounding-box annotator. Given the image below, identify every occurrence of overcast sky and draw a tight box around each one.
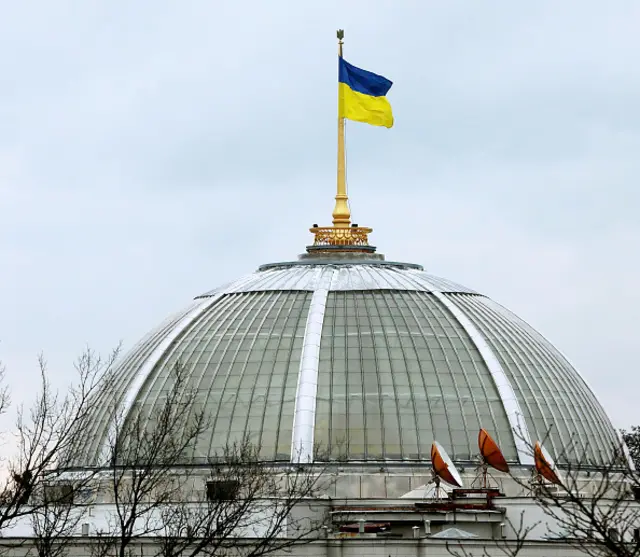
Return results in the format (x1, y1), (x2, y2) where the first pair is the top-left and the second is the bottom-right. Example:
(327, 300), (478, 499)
(1, 2), (639, 432)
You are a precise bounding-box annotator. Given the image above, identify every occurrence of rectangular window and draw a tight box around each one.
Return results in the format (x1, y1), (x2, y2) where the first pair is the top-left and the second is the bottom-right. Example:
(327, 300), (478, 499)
(44, 483), (75, 505)
(206, 480), (240, 501)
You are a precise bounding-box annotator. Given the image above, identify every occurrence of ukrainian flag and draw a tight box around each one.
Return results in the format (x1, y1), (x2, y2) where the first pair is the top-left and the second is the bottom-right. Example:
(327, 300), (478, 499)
(338, 57), (394, 128)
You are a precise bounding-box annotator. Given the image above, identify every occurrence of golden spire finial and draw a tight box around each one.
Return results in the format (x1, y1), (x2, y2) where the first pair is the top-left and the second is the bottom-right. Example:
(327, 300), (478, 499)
(307, 30), (375, 255)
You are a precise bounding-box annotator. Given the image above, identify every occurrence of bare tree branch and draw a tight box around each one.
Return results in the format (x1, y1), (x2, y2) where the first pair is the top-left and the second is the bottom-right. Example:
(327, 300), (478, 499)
(155, 440), (331, 557)
(90, 361), (207, 557)
(0, 347), (119, 539)
(509, 426), (640, 557)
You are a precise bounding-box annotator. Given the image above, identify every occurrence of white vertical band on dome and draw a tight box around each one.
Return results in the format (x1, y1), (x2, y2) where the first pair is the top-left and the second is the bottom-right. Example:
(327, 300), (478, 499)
(290, 268), (335, 463)
(431, 291), (535, 465)
(99, 295), (222, 461)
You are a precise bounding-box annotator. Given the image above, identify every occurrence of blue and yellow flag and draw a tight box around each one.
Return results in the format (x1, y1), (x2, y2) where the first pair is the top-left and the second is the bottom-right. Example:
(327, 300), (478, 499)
(338, 57), (394, 128)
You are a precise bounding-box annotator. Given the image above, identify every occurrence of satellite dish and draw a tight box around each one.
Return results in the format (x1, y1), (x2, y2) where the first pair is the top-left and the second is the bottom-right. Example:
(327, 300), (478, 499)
(431, 441), (464, 488)
(534, 441), (561, 485)
(478, 429), (510, 473)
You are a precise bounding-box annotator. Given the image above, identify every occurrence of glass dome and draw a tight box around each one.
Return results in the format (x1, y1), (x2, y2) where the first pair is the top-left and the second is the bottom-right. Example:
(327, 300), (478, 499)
(74, 258), (619, 468)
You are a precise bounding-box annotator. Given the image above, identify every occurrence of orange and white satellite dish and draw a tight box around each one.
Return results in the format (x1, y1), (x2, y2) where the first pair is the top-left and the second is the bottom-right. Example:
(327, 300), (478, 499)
(431, 441), (464, 488)
(478, 428), (509, 473)
(534, 441), (561, 485)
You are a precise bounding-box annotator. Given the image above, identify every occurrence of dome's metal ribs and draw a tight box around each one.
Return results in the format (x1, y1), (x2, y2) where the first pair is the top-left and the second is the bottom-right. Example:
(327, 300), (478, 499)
(99, 295), (224, 462)
(469, 296), (577, 462)
(372, 292), (413, 459)
(389, 271), (489, 460)
(410, 292), (473, 460)
(78, 260), (621, 470)
(457, 294), (616, 466)
(467, 296), (590, 464)
(141, 294), (243, 462)
(450, 296), (546, 457)
(355, 293), (389, 460)
(383, 292), (442, 460)
(408, 291), (514, 461)
(79, 304), (196, 464)
(476, 296), (619, 465)
(531, 329), (633, 468)
(395, 270), (511, 458)
(181, 293), (275, 459)
(290, 268), (335, 463)
(221, 292), (284, 451)
(431, 291), (534, 465)
(272, 293), (310, 460)
(205, 293), (276, 457)
(515, 306), (619, 459)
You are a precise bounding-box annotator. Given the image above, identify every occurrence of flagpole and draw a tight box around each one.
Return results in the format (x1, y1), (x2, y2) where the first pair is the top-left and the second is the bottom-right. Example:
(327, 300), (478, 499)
(332, 29), (350, 228)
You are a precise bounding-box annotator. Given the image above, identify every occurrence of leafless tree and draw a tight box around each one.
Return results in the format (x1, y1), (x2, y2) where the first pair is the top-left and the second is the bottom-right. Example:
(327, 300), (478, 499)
(621, 427), (640, 470)
(29, 494), (86, 557)
(0, 348), (118, 541)
(89, 362), (208, 557)
(506, 430), (640, 557)
(0, 362), (11, 420)
(445, 424), (640, 557)
(89, 361), (331, 557)
(155, 439), (331, 557)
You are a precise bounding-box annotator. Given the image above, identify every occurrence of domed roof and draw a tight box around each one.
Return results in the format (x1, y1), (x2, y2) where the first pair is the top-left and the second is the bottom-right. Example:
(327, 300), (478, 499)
(75, 257), (619, 469)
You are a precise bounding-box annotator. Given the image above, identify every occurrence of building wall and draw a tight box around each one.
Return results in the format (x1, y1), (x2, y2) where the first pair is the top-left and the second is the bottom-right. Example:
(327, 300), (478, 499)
(0, 537), (599, 557)
(60, 464), (624, 503)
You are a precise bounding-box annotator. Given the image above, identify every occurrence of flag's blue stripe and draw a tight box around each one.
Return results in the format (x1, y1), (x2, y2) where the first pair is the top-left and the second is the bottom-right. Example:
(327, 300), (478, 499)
(338, 58), (393, 98)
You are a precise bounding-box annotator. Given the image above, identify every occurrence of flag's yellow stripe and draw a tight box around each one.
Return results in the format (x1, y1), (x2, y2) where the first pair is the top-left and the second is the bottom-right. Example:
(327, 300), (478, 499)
(338, 82), (394, 128)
